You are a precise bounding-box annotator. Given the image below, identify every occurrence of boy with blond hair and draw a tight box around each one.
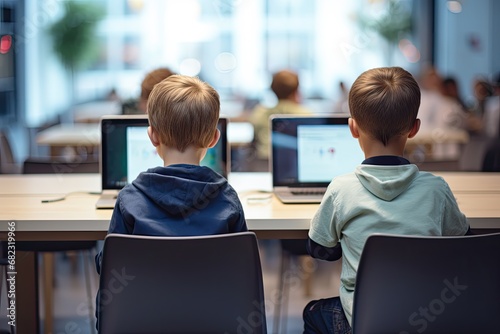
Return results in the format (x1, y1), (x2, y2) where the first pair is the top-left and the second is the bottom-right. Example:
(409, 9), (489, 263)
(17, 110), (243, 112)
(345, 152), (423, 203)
(96, 74), (247, 270)
(303, 67), (469, 333)
(95, 74), (247, 327)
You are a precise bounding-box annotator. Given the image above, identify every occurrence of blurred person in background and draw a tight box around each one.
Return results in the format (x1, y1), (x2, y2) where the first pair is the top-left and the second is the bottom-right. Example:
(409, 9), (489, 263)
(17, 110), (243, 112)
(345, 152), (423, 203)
(483, 74), (500, 138)
(122, 67), (175, 114)
(415, 66), (467, 161)
(441, 76), (467, 110)
(469, 79), (493, 118)
(249, 69), (312, 171)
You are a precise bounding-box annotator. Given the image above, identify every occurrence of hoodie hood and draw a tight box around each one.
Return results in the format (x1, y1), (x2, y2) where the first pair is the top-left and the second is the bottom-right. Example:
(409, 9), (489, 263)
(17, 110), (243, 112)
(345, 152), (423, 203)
(354, 164), (419, 201)
(131, 164), (227, 216)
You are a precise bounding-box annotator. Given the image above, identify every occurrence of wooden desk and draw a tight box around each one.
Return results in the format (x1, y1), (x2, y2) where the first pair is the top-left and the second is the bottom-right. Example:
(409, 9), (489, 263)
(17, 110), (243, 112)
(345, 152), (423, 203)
(2, 172), (499, 239)
(1, 172), (500, 239)
(1, 172), (500, 333)
(36, 123), (100, 157)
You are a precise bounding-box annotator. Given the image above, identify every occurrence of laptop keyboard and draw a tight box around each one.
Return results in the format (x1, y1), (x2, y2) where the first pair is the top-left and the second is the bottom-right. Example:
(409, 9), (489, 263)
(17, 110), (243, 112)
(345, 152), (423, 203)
(290, 188), (326, 195)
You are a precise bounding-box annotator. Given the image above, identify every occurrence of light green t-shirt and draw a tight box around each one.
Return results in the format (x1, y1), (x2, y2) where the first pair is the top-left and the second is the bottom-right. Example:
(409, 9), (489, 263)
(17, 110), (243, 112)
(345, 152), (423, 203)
(308, 164), (469, 325)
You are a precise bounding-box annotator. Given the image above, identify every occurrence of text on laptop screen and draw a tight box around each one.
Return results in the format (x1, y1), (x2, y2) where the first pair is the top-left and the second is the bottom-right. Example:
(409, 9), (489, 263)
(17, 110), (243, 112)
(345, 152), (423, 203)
(101, 117), (228, 190)
(272, 116), (364, 187)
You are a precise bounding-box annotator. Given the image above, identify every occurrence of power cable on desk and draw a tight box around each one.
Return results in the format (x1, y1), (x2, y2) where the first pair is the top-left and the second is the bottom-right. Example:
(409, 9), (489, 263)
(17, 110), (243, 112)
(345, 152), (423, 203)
(41, 191), (102, 203)
(238, 190), (273, 203)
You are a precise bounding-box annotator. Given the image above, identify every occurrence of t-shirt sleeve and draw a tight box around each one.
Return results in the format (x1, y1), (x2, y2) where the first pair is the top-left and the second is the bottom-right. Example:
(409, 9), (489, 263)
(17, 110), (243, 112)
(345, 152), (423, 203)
(308, 186), (340, 248)
(307, 237), (342, 261)
(441, 181), (469, 235)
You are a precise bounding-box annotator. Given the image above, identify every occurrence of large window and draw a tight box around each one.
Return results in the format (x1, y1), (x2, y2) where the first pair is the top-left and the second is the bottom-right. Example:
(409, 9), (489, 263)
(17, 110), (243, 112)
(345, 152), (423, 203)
(25, 0), (419, 125)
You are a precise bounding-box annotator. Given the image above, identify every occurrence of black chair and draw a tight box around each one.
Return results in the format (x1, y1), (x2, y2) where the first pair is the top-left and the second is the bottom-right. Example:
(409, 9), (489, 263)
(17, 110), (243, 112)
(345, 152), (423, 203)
(98, 232), (267, 334)
(352, 233), (500, 334)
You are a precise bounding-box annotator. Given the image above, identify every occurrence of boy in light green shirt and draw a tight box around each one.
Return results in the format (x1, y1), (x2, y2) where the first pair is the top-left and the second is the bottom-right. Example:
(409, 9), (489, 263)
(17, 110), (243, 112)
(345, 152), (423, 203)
(303, 67), (469, 334)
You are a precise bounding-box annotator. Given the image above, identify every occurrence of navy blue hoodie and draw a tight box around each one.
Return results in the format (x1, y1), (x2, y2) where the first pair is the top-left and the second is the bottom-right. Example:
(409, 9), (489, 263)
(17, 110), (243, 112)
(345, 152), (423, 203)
(95, 164), (247, 274)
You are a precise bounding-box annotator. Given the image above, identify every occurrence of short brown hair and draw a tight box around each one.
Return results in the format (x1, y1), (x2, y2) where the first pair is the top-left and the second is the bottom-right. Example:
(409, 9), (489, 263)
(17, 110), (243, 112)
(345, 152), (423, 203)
(147, 75), (220, 152)
(271, 70), (299, 100)
(349, 67), (421, 146)
(140, 68), (175, 101)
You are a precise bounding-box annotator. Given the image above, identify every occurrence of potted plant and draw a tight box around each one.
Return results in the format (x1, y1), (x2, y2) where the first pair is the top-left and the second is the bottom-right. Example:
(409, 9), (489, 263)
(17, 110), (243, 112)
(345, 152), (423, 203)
(48, 1), (105, 119)
(360, 0), (412, 65)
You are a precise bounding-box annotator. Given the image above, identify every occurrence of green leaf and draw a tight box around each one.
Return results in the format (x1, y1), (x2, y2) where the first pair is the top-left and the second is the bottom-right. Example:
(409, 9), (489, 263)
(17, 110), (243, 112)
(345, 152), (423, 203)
(48, 1), (105, 71)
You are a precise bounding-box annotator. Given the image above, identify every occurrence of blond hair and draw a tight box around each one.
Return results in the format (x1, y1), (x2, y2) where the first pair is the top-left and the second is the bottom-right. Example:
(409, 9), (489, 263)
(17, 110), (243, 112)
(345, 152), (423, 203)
(349, 67), (421, 146)
(147, 75), (220, 152)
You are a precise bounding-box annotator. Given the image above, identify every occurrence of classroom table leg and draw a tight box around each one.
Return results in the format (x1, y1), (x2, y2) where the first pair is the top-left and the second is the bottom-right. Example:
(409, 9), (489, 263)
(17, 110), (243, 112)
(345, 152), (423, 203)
(16, 251), (40, 334)
(43, 253), (55, 334)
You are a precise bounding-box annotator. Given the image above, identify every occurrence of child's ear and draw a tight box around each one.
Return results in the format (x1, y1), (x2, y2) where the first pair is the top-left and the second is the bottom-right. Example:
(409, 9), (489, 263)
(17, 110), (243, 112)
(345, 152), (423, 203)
(348, 118), (360, 139)
(408, 118), (421, 139)
(208, 129), (220, 149)
(148, 126), (160, 147)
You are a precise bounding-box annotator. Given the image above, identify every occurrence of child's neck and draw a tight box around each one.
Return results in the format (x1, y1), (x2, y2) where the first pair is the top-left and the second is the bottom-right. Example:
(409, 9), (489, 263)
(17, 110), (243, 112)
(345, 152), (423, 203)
(360, 137), (407, 159)
(157, 145), (206, 167)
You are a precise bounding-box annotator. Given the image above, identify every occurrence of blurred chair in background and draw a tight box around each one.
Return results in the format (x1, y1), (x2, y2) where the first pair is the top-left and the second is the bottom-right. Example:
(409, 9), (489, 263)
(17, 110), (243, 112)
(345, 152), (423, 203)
(23, 157), (99, 174)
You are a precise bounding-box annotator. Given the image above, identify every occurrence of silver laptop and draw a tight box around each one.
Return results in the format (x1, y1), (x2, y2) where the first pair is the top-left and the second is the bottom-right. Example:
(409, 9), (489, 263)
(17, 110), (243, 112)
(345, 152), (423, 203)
(96, 115), (230, 209)
(271, 115), (364, 204)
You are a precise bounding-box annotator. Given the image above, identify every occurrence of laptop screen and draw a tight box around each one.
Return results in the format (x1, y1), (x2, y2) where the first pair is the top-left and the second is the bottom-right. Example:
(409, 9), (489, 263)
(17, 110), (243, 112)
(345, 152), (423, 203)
(271, 116), (364, 187)
(100, 115), (229, 190)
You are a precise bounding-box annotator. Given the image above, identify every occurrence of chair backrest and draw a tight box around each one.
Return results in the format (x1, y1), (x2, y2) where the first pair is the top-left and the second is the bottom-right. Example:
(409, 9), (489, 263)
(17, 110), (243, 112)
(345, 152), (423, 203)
(352, 233), (500, 334)
(23, 157), (99, 174)
(98, 232), (267, 334)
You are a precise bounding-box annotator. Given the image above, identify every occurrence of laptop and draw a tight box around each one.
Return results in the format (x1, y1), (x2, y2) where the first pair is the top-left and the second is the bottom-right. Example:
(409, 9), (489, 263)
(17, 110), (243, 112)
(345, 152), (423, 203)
(271, 115), (364, 204)
(96, 115), (229, 209)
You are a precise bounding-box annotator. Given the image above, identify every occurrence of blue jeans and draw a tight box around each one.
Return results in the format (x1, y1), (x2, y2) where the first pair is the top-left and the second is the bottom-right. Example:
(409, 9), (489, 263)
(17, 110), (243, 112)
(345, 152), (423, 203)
(303, 297), (352, 334)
